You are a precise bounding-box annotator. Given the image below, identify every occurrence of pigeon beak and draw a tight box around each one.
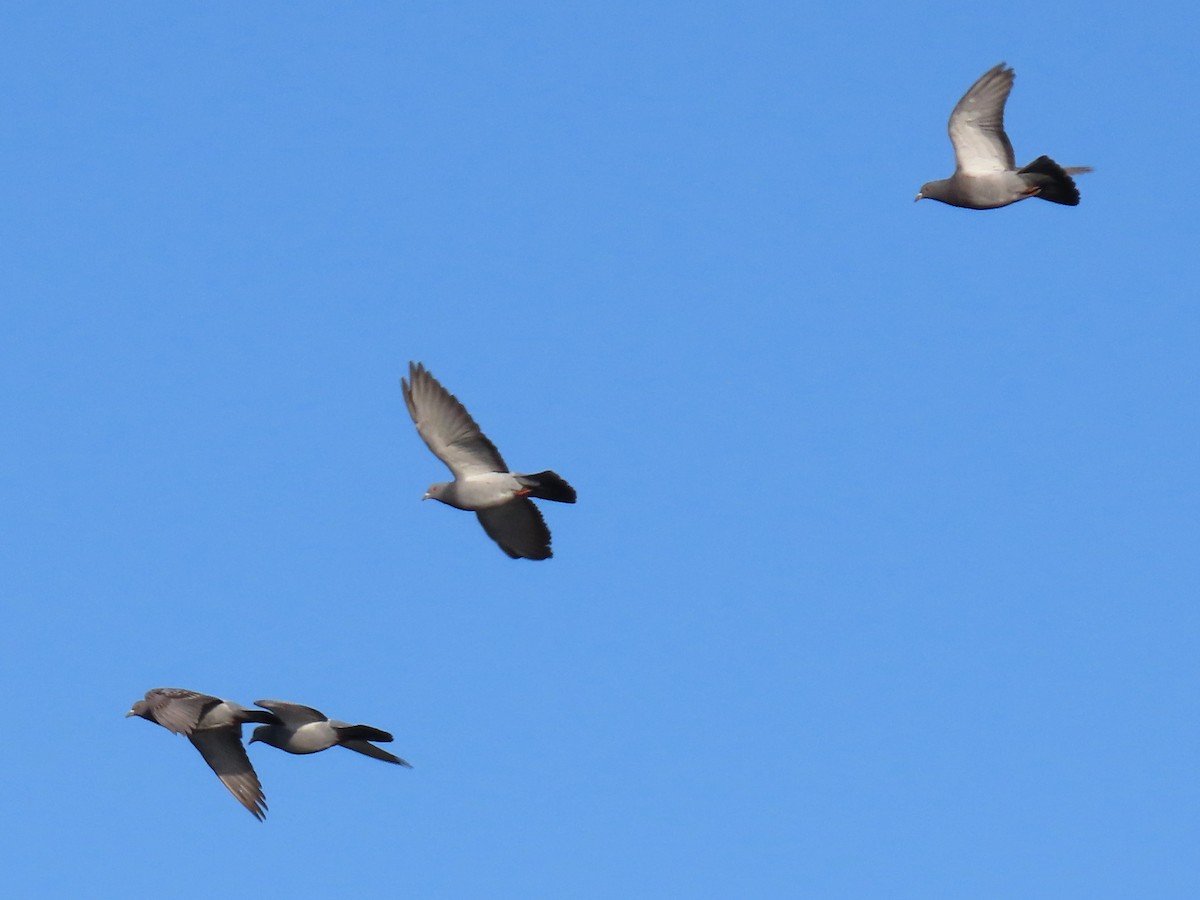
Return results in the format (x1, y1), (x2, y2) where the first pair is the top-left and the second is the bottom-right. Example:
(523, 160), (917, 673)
(124, 709), (136, 717)
(421, 492), (430, 501)
(914, 192), (923, 202)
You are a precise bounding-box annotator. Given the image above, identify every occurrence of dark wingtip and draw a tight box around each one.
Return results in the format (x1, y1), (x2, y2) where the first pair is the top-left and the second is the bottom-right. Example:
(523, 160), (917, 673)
(503, 542), (552, 560)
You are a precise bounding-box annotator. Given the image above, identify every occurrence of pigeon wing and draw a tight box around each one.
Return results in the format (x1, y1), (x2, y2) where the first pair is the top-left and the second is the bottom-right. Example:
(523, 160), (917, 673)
(254, 699), (329, 726)
(340, 739), (413, 767)
(403, 362), (507, 478)
(476, 499), (553, 560)
(143, 688), (218, 735)
(188, 727), (267, 820)
(948, 63), (1016, 175)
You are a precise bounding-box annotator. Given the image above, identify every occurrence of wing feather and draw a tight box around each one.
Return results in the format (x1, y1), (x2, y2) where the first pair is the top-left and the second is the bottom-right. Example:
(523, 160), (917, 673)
(476, 500), (553, 560)
(948, 63), (1016, 175)
(144, 688), (218, 735)
(402, 362), (507, 478)
(189, 727), (267, 820)
(254, 699), (328, 725)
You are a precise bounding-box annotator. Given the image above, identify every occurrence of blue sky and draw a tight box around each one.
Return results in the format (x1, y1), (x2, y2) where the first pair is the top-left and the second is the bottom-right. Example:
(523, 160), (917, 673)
(2, 3), (1197, 897)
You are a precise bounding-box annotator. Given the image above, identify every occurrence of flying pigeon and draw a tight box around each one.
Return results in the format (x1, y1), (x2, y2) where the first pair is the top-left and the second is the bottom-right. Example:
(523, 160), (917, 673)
(915, 63), (1092, 208)
(401, 361), (576, 560)
(250, 700), (413, 767)
(126, 687), (278, 820)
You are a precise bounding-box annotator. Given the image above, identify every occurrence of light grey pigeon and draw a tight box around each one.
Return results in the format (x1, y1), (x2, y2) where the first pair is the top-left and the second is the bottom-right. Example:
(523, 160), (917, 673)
(126, 687), (279, 820)
(401, 361), (576, 560)
(915, 63), (1092, 209)
(249, 700), (413, 767)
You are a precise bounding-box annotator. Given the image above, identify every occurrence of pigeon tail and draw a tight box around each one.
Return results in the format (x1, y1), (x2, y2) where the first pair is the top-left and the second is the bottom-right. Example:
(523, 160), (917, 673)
(1018, 155), (1085, 205)
(519, 471), (577, 503)
(334, 724), (394, 743)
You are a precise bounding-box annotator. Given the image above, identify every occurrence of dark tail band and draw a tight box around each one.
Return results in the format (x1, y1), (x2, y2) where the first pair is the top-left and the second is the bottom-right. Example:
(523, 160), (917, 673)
(1019, 155), (1085, 206)
(521, 471), (577, 504)
(336, 724), (394, 743)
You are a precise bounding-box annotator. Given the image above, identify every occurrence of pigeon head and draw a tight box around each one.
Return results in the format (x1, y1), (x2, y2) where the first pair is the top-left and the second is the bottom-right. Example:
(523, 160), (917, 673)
(912, 180), (940, 202)
(126, 699), (152, 720)
(248, 725), (274, 747)
(422, 482), (450, 501)
(914, 180), (951, 204)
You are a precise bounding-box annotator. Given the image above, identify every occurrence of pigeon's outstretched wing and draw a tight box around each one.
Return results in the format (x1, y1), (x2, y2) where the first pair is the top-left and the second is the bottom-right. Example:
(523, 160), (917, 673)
(138, 688), (219, 735)
(402, 362), (507, 478)
(948, 63), (1016, 175)
(189, 728), (268, 821)
(254, 699), (329, 726)
(476, 500), (553, 560)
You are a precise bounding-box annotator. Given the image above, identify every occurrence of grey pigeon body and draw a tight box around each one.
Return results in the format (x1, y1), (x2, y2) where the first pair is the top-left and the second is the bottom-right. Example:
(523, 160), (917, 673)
(250, 700), (413, 767)
(916, 63), (1092, 209)
(402, 361), (576, 560)
(127, 687), (278, 820)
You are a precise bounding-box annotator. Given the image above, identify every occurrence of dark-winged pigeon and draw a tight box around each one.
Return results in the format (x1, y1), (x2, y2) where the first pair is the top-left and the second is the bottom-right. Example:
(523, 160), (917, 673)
(250, 700), (412, 767)
(916, 63), (1092, 209)
(127, 687), (278, 820)
(401, 361), (576, 560)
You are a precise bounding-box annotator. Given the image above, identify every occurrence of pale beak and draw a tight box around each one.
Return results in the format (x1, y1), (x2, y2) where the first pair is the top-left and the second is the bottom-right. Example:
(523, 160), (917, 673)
(914, 192), (923, 202)
(124, 710), (136, 717)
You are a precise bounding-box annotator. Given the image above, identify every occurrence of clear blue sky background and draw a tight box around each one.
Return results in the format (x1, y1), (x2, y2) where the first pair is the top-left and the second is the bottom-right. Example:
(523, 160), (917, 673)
(2, 3), (1196, 898)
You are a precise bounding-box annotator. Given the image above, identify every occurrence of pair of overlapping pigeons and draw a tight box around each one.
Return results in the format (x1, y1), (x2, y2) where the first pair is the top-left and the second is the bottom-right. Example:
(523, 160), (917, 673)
(128, 688), (410, 820)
